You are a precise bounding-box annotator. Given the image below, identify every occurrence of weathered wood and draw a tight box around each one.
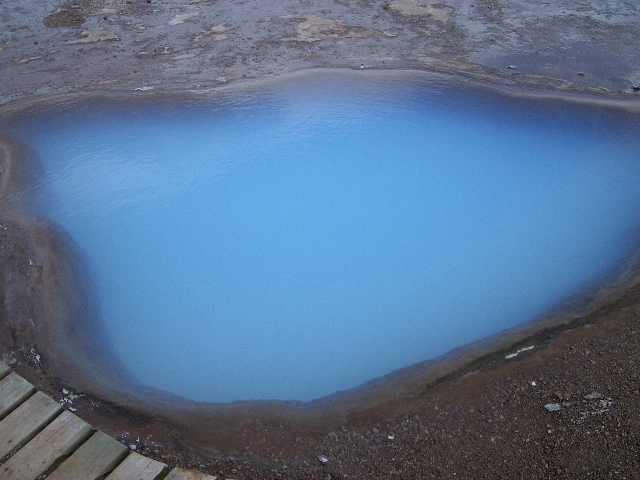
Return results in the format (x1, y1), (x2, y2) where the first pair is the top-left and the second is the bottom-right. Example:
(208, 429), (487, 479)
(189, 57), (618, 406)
(0, 373), (35, 420)
(0, 410), (92, 480)
(0, 391), (62, 459)
(165, 467), (218, 480)
(0, 363), (9, 381)
(105, 452), (167, 480)
(46, 430), (128, 480)
(0, 375), (212, 480)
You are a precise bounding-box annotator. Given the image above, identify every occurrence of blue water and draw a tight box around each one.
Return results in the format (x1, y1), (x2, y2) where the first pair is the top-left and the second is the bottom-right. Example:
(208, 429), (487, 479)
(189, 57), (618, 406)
(9, 75), (640, 402)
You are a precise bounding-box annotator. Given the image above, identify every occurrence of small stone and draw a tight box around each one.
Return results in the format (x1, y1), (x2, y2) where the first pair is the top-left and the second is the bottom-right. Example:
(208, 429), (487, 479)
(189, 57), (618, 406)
(65, 28), (119, 45)
(318, 455), (329, 464)
(210, 24), (228, 34)
(544, 403), (562, 412)
(168, 12), (199, 26)
(584, 392), (604, 400)
(372, 428), (379, 434)
(129, 445), (136, 450)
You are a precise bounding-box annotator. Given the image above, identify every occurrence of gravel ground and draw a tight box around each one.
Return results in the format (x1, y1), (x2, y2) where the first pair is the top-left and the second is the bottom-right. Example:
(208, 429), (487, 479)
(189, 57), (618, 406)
(1, 0), (640, 478)
(36, 299), (637, 479)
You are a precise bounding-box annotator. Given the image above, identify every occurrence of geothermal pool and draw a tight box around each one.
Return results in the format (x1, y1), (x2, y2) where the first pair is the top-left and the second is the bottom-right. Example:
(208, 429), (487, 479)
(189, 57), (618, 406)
(8, 74), (640, 402)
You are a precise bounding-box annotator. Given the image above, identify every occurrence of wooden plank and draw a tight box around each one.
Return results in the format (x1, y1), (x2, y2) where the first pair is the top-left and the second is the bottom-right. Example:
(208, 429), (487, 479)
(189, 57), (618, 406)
(165, 467), (218, 480)
(0, 363), (9, 381)
(0, 410), (92, 480)
(0, 391), (62, 459)
(0, 373), (35, 420)
(105, 452), (167, 480)
(46, 431), (128, 480)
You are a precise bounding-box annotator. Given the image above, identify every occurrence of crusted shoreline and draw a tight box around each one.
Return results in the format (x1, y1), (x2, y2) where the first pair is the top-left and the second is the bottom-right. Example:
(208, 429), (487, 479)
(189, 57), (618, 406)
(1, 71), (640, 473)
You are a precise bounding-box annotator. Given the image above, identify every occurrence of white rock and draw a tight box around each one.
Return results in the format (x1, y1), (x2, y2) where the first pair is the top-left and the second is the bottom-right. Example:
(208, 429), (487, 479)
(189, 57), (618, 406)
(505, 345), (534, 360)
(544, 403), (562, 412)
(168, 13), (199, 26)
(65, 28), (119, 45)
(584, 392), (604, 400)
(210, 24), (228, 34)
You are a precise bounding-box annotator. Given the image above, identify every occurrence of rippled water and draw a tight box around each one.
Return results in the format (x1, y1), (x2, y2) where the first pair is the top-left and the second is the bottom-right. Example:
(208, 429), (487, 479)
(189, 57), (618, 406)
(8, 74), (640, 402)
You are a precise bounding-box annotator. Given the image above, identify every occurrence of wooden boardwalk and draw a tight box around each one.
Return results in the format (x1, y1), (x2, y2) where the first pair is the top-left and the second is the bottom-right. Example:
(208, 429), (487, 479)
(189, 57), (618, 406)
(0, 362), (216, 480)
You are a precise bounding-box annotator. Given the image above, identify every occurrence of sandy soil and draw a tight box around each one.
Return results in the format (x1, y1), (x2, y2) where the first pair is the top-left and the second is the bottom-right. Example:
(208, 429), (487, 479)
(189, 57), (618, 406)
(1, 0), (640, 478)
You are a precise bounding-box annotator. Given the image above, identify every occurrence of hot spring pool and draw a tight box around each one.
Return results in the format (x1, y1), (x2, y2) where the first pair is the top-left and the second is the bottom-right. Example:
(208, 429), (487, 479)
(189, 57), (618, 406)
(8, 74), (640, 402)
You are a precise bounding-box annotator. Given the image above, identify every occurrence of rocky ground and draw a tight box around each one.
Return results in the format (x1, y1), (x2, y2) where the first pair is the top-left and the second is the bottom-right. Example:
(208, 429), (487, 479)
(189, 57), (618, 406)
(1, 0), (640, 478)
(0, 0), (638, 101)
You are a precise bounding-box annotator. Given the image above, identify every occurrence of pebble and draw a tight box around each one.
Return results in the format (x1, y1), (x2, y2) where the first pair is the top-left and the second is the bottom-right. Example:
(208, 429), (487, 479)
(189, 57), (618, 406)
(544, 403), (562, 412)
(317, 455), (329, 464)
(168, 13), (199, 26)
(584, 392), (604, 400)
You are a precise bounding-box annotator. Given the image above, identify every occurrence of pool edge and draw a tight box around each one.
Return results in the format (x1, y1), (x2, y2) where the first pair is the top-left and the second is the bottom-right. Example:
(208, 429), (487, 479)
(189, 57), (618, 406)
(1, 68), (640, 456)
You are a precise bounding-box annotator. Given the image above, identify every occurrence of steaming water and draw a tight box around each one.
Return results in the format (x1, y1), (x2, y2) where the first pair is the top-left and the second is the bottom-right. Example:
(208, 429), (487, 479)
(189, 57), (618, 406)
(9, 74), (640, 402)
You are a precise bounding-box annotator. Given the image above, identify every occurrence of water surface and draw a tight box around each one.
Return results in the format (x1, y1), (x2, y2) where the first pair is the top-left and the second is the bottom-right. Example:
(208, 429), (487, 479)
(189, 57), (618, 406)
(9, 74), (640, 402)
